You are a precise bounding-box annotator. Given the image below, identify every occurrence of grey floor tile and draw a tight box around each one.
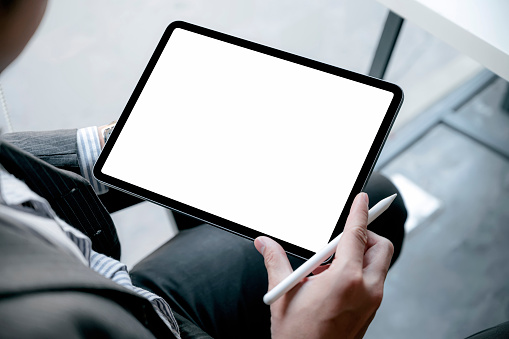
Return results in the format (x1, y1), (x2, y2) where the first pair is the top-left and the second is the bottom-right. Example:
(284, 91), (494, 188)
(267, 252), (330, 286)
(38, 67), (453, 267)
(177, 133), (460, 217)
(365, 124), (509, 339)
(456, 78), (509, 145)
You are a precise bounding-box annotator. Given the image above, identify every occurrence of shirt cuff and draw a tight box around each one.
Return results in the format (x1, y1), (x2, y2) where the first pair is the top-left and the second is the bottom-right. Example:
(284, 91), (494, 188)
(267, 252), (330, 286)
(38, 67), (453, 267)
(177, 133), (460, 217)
(76, 127), (109, 195)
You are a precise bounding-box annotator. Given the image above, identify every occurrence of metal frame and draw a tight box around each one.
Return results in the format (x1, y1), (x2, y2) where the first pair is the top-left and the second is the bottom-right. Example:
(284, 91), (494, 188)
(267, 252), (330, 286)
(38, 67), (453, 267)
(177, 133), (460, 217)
(370, 11), (509, 170)
(503, 84), (509, 112)
(369, 11), (404, 79)
(375, 70), (498, 169)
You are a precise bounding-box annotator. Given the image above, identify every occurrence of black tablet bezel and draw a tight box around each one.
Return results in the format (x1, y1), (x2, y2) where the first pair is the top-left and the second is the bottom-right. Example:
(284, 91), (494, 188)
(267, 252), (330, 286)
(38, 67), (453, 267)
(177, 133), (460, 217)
(94, 21), (403, 261)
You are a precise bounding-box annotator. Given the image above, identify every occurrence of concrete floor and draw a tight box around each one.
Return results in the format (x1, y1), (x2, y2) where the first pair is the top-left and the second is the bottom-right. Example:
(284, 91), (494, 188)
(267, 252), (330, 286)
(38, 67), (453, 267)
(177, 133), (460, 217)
(1, 1), (508, 338)
(366, 79), (509, 338)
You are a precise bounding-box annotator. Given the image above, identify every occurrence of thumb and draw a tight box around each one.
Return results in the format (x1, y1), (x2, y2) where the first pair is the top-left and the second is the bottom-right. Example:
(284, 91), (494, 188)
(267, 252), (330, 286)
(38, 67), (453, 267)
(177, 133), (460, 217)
(254, 236), (293, 290)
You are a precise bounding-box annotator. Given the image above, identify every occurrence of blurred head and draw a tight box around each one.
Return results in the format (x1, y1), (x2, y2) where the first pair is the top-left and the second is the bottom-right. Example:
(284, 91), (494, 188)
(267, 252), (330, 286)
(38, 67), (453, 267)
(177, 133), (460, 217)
(0, 0), (47, 74)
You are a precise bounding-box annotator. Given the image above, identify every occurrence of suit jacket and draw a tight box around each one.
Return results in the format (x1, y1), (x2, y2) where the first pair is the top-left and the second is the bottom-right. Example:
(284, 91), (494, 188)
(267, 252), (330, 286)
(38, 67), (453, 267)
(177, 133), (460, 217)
(0, 130), (121, 258)
(0, 130), (177, 338)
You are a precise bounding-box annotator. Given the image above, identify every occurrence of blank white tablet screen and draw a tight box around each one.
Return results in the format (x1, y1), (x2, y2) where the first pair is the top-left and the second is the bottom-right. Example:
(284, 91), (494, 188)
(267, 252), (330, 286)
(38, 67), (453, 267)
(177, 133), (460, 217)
(101, 28), (394, 253)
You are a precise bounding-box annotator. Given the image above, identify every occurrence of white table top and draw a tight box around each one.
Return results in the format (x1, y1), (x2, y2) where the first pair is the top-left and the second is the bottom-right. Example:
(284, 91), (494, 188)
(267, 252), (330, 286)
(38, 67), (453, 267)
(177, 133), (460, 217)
(377, 0), (509, 81)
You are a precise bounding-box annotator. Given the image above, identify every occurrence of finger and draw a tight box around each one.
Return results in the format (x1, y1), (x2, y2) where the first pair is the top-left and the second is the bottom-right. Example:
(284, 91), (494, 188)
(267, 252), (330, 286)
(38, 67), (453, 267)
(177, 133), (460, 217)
(334, 193), (369, 270)
(362, 230), (394, 285)
(311, 264), (330, 275)
(254, 236), (293, 290)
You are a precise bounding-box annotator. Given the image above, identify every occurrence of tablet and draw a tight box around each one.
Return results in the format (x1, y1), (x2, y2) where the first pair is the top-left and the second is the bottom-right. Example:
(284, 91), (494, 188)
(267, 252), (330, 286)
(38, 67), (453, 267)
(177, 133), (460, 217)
(94, 21), (403, 260)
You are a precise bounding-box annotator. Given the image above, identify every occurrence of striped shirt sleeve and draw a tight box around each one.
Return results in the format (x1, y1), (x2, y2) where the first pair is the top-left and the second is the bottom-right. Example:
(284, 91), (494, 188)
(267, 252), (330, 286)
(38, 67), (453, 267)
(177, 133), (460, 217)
(76, 127), (109, 195)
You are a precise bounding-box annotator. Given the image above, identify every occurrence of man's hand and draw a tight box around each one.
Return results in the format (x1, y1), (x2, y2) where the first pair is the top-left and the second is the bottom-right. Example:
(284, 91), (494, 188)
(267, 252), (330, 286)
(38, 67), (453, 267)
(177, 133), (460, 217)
(97, 125), (107, 149)
(254, 193), (394, 339)
(97, 121), (116, 149)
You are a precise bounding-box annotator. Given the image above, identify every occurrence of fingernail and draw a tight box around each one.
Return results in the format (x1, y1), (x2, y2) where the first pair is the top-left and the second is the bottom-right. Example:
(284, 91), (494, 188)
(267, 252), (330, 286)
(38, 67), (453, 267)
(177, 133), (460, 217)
(255, 238), (265, 255)
(362, 192), (369, 206)
(358, 192), (368, 207)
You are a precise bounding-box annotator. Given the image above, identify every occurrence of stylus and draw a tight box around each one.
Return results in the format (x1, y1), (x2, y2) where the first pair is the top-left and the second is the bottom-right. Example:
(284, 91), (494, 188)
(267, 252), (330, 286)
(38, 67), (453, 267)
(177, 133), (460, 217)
(263, 193), (397, 305)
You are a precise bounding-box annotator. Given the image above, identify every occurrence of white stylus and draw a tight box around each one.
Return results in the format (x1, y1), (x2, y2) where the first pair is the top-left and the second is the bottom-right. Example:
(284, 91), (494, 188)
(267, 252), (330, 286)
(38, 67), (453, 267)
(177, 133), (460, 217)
(263, 193), (397, 305)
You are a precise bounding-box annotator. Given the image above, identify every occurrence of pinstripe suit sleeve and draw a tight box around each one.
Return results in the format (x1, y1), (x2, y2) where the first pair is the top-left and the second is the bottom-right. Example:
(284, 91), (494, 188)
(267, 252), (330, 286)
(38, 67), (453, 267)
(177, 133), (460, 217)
(3, 128), (109, 195)
(2, 129), (80, 174)
(2, 129), (142, 212)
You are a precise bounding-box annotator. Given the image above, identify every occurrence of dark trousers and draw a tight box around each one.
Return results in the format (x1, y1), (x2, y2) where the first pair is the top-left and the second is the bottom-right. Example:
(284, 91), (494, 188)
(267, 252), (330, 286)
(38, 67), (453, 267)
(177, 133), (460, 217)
(130, 173), (407, 338)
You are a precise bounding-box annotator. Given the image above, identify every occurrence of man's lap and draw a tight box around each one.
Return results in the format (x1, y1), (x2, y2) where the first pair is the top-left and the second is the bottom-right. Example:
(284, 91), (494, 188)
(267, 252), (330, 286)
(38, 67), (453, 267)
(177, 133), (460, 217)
(130, 224), (304, 338)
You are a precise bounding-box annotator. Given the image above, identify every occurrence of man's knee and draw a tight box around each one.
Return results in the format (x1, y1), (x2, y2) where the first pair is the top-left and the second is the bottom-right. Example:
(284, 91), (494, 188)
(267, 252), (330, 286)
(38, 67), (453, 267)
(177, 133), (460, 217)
(364, 172), (407, 266)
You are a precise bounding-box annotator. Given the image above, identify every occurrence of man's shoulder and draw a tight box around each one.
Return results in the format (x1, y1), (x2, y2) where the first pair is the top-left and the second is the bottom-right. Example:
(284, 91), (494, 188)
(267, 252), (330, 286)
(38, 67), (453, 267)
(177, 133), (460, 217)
(0, 213), (169, 338)
(0, 287), (157, 338)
